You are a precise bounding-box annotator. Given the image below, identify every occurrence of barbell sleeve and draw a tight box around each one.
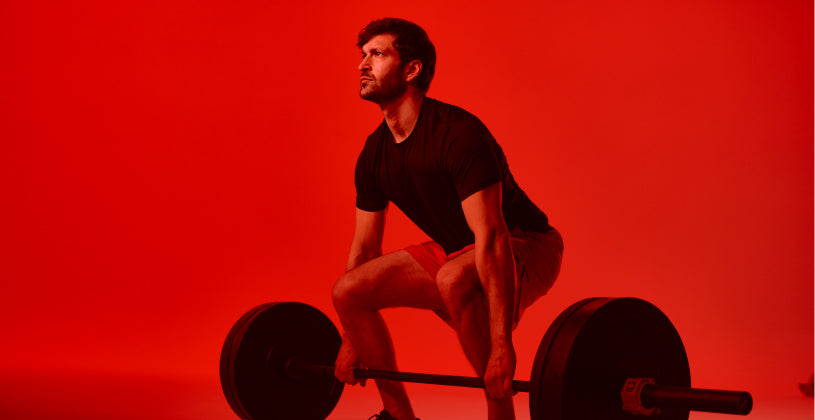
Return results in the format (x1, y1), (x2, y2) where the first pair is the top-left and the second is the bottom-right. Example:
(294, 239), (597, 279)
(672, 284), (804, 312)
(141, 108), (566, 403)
(641, 384), (753, 415)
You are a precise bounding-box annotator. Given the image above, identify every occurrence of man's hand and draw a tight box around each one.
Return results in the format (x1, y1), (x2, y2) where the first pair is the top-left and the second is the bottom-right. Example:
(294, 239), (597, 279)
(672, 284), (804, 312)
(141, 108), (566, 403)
(334, 337), (367, 386)
(484, 340), (517, 399)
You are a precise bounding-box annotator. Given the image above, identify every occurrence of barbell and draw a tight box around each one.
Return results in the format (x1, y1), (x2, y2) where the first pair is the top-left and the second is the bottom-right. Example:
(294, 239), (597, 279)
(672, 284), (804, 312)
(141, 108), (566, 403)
(219, 297), (753, 419)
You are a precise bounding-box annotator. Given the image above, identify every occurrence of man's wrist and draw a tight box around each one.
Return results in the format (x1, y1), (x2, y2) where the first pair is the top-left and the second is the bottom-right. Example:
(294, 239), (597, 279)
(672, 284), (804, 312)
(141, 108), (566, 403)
(490, 334), (513, 350)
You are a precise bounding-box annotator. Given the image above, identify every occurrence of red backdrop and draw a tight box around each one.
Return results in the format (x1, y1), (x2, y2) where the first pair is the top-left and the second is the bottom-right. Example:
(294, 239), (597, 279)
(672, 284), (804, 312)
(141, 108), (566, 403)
(1, 1), (812, 419)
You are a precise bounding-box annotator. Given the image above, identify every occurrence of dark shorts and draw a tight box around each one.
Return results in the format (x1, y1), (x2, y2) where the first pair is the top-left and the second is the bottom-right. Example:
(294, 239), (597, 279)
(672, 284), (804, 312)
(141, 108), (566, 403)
(404, 227), (564, 327)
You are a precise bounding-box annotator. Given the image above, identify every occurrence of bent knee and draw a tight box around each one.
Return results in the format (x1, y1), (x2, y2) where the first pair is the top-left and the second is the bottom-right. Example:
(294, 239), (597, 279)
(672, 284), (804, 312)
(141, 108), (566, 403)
(436, 264), (482, 308)
(332, 272), (360, 307)
(332, 271), (379, 311)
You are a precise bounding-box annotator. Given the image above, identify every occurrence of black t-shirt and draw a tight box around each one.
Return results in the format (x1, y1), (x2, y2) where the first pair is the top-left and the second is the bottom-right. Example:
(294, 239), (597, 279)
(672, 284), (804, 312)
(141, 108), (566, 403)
(355, 97), (551, 254)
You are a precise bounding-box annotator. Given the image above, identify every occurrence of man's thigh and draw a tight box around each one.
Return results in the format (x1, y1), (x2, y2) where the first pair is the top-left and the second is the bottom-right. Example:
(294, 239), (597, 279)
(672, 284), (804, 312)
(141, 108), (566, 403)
(435, 227), (564, 325)
(512, 227), (563, 317)
(346, 249), (447, 312)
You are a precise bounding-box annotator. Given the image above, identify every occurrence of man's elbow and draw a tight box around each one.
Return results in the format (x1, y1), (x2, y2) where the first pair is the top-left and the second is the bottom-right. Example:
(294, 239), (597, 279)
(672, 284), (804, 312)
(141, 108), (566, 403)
(361, 247), (383, 261)
(346, 244), (382, 269)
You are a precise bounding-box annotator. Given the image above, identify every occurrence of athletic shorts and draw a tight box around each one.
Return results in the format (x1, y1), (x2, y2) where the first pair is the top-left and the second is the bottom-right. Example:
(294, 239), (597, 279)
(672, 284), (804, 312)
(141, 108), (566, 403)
(404, 227), (563, 327)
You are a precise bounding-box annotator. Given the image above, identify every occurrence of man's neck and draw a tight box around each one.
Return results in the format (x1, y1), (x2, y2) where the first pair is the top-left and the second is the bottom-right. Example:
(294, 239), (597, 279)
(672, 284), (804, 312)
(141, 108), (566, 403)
(380, 92), (425, 143)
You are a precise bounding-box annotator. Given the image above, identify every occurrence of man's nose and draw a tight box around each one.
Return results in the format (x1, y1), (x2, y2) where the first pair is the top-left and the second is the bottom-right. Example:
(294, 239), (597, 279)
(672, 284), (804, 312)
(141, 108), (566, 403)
(358, 57), (371, 72)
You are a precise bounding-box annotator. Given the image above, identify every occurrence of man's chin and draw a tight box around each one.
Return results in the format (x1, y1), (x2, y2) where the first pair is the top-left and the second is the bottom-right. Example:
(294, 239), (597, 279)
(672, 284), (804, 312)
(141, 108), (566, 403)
(360, 89), (405, 105)
(359, 90), (385, 104)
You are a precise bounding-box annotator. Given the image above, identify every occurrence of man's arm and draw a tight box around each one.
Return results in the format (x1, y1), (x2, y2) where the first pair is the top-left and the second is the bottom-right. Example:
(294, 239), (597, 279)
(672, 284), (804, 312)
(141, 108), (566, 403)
(334, 206), (387, 386)
(460, 181), (516, 399)
(347, 206), (387, 270)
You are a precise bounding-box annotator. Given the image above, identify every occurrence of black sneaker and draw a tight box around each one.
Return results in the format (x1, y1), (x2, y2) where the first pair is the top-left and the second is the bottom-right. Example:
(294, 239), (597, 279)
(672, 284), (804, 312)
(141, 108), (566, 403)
(367, 409), (421, 420)
(368, 410), (396, 420)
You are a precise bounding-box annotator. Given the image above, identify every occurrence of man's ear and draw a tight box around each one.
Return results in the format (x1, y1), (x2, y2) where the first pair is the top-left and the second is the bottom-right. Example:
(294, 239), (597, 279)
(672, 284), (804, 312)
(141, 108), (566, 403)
(404, 59), (423, 84)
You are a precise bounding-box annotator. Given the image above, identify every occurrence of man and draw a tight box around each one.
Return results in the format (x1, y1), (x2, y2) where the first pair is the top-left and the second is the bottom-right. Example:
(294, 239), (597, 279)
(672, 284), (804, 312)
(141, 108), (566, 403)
(332, 18), (563, 420)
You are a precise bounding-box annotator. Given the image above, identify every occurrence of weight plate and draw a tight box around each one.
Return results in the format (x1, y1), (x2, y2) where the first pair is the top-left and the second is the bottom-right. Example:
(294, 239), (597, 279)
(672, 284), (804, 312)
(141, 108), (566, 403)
(530, 298), (691, 420)
(220, 302), (345, 420)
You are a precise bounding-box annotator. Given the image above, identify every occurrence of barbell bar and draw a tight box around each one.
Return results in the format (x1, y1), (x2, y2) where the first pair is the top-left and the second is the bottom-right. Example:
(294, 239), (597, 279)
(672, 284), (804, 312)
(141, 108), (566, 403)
(284, 359), (752, 415)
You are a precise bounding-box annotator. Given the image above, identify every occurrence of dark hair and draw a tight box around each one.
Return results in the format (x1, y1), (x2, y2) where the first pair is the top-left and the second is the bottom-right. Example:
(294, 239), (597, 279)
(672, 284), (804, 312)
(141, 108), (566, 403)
(357, 18), (437, 92)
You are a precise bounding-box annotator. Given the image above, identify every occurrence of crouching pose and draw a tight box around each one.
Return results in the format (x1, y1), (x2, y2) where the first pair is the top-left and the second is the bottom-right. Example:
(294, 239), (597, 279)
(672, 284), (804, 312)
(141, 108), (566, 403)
(333, 18), (563, 420)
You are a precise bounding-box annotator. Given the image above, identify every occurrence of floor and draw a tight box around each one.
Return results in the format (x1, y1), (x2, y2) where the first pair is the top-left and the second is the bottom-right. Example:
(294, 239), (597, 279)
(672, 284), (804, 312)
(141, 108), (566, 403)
(0, 370), (811, 419)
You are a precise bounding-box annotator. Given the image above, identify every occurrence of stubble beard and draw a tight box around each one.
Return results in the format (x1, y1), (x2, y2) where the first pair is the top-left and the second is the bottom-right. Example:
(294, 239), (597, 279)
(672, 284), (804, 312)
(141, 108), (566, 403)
(359, 74), (408, 105)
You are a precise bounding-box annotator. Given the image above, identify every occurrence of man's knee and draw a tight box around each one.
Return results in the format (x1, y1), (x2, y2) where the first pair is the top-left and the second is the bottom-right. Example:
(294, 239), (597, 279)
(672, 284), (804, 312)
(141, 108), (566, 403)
(333, 270), (375, 311)
(436, 263), (482, 313)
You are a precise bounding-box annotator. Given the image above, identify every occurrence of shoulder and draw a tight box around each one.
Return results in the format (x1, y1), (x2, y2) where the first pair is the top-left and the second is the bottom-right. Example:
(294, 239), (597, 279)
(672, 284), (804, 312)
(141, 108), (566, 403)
(424, 97), (482, 126)
(423, 98), (491, 143)
(424, 97), (491, 141)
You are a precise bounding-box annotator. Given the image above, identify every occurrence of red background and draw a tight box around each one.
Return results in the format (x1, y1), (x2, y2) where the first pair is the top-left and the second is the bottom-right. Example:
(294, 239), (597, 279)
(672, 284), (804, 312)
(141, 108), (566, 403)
(1, 1), (812, 419)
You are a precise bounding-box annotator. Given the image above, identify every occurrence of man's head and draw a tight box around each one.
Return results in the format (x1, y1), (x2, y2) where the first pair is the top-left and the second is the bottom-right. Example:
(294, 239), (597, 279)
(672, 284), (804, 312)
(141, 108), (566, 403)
(356, 18), (436, 103)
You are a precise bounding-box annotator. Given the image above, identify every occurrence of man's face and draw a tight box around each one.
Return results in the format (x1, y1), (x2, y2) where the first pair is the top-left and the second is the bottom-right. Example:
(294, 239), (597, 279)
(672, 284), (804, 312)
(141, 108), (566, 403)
(358, 34), (408, 104)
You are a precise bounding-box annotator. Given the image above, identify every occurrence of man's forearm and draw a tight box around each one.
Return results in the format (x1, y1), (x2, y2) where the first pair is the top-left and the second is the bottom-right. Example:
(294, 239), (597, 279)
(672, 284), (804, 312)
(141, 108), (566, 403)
(474, 231), (516, 346)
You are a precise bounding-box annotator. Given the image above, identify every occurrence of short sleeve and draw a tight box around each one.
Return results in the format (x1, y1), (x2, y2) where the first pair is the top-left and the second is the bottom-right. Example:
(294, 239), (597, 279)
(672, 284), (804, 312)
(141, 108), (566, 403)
(354, 146), (388, 212)
(444, 120), (502, 201)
